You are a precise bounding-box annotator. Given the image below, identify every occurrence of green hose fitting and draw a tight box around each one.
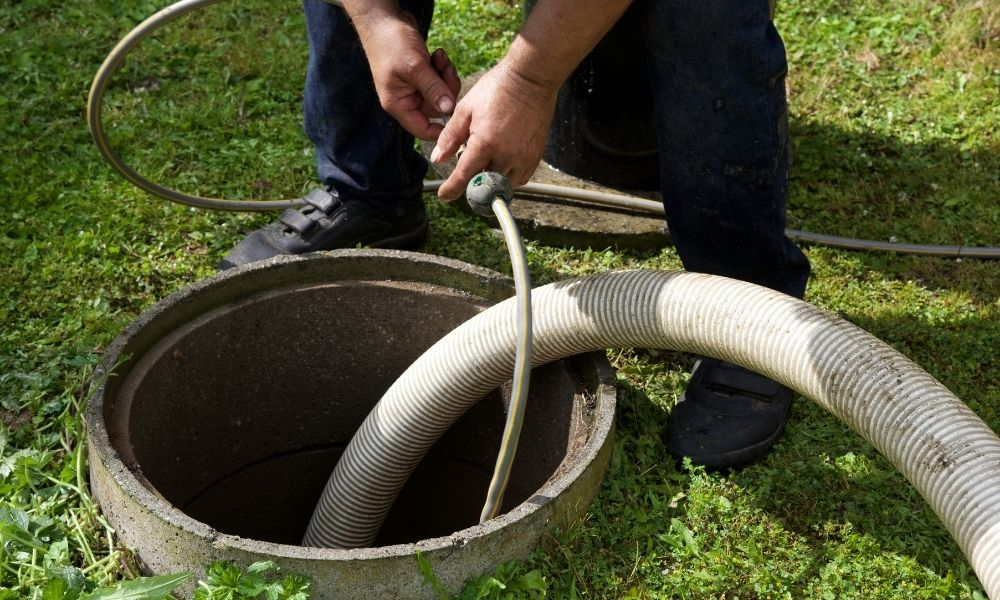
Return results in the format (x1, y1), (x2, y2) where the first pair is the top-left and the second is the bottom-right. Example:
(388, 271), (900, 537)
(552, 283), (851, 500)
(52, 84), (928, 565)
(466, 172), (513, 217)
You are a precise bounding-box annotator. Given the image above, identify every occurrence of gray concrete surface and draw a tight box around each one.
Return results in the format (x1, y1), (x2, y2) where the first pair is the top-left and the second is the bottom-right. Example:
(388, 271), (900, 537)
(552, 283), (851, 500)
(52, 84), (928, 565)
(86, 250), (616, 599)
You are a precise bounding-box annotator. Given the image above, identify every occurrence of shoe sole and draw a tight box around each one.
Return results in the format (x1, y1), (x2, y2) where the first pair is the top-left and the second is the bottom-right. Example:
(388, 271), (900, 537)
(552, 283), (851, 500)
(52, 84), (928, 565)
(674, 418), (788, 471)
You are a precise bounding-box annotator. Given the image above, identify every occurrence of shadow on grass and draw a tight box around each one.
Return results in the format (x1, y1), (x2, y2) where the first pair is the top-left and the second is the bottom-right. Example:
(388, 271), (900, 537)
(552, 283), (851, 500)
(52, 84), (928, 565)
(788, 118), (998, 249)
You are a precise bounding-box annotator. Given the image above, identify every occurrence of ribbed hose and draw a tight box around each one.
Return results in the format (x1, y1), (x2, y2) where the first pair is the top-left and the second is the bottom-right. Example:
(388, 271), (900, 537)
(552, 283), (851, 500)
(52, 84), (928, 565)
(301, 270), (1000, 597)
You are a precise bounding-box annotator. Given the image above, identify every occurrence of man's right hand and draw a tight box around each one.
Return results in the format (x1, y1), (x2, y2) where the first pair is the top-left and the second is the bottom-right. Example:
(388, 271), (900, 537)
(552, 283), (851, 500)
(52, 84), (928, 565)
(347, 3), (460, 141)
(431, 61), (559, 201)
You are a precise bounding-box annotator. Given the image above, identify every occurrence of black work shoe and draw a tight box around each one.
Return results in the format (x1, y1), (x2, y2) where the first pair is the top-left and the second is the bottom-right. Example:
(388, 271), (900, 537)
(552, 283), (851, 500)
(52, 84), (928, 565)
(663, 358), (792, 470)
(218, 188), (428, 270)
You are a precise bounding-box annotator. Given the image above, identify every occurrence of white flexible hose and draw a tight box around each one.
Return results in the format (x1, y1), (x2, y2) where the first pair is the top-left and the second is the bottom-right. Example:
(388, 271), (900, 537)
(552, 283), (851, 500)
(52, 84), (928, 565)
(89, 0), (1000, 258)
(302, 270), (1000, 597)
(479, 197), (533, 524)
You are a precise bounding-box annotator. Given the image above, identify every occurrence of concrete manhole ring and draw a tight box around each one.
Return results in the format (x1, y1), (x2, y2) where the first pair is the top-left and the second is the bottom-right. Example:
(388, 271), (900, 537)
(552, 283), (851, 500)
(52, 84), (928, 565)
(86, 249), (616, 598)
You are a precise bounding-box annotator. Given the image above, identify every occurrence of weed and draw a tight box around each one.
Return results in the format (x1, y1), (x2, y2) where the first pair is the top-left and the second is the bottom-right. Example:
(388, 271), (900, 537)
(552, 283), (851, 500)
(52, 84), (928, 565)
(0, 0), (995, 598)
(193, 561), (310, 600)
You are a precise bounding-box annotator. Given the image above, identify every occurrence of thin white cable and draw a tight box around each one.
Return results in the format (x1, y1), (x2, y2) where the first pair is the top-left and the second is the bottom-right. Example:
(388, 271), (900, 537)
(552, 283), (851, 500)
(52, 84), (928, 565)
(479, 197), (533, 524)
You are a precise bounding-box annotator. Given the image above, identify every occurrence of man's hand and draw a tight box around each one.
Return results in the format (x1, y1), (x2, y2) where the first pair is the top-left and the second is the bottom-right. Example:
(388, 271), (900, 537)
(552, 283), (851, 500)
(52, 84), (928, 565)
(345, 0), (630, 201)
(427, 0), (632, 202)
(430, 62), (558, 201)
(350, 5), (460, 141)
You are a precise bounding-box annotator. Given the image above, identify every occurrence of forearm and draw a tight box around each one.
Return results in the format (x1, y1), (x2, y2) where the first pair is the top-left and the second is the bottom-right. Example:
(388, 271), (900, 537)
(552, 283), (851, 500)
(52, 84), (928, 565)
(340, 0), (403, 48)
(504, 0), (633, 92)
(340, 0), (398, 24)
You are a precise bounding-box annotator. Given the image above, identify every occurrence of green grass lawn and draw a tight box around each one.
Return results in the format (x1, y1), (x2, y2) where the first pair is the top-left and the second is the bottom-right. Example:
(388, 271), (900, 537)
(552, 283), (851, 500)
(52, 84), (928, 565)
(1, 0), (997, 598)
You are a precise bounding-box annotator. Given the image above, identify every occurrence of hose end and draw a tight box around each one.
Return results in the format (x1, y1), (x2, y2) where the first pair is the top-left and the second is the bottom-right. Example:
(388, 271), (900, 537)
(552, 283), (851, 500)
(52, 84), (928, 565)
(466, 172), (513, 217)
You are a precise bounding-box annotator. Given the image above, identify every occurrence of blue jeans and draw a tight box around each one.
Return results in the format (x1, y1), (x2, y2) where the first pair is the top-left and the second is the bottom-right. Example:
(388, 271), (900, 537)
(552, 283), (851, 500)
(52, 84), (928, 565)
(303, 0), (810, 297)
(303, 0), (432, 217)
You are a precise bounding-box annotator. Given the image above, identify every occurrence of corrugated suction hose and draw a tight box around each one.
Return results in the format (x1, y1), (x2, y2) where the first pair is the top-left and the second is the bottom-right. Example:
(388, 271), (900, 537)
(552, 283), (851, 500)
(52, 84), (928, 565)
(302, 270), (1000, 598)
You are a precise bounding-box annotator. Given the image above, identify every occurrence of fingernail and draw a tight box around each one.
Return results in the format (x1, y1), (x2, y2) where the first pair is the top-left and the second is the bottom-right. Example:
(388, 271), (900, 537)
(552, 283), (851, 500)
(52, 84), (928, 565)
(438, 96), (454, 114)
(430, 146), (442, 163)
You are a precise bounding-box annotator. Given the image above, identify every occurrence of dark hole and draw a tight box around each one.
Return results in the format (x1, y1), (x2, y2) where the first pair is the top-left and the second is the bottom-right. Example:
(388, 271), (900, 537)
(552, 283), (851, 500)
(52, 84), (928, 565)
(109, 281), (579, 546)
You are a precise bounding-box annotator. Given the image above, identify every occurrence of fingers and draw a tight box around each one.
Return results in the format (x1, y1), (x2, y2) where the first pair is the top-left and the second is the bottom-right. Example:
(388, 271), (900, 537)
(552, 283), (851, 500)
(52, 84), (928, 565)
(430, 108), (470, 163)
(508, 166), (533, 189)
(392, 95), (444, 141)
(431, 48), (461, 99)
(430, 112), (536, 200)
(391, 50), (455, 140)
(415, 49), (460, 125)
(410, 52), (455, 116)
(434, 139), (536, 201)
(389, 51), (456, 140)
(437, 137), (492, 201)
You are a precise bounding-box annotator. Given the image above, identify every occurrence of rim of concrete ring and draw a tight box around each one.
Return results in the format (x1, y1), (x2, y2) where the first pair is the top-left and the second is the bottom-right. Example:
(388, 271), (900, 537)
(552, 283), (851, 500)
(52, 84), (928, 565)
(86, 249), (618, 560)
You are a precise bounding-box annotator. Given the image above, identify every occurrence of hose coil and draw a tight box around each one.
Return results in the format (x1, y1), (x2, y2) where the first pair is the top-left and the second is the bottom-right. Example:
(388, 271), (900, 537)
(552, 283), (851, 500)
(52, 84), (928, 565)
(303, 270), (1000, 598)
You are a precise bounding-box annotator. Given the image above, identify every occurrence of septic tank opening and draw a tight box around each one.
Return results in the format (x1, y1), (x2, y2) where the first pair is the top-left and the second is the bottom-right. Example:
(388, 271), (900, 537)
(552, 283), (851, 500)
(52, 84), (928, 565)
(106, 278), (586, 547)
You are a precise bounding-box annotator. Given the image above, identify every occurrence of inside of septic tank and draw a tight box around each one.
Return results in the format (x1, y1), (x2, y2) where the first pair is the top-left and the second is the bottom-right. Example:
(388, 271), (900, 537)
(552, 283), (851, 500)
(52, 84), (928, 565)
(105, 280), (592, 546)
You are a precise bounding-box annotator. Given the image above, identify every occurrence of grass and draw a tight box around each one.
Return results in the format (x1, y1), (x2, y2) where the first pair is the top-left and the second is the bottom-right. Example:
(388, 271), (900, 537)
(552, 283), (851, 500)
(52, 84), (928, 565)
(1, 0), (997, 598)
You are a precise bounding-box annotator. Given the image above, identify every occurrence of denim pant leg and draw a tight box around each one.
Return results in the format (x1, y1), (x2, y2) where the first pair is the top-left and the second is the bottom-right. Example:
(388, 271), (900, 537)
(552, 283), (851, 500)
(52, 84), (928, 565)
(639, 0), (810, 298)
(303, 0), (434, 215)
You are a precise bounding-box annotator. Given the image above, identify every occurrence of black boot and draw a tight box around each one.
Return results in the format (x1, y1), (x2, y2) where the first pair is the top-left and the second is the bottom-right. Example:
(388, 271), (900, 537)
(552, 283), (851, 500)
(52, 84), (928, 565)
(663, 358), (792, 469)
(219, 188), (427, 270)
